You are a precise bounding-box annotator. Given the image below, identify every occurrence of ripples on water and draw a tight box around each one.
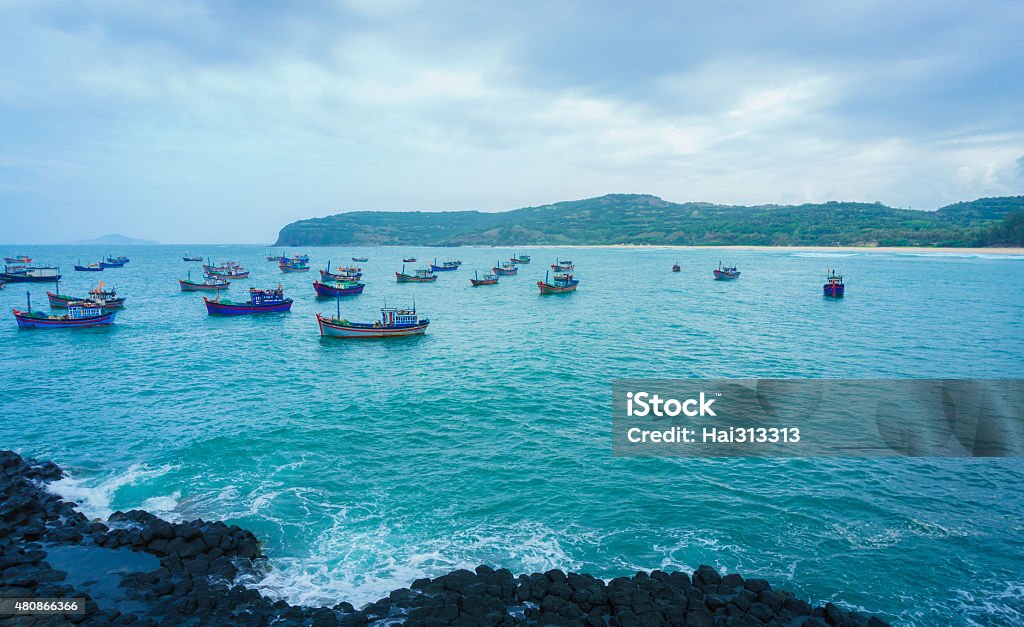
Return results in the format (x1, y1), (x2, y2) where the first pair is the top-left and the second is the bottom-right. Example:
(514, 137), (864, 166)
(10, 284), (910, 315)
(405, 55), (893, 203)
(1, 245), (1023, 623)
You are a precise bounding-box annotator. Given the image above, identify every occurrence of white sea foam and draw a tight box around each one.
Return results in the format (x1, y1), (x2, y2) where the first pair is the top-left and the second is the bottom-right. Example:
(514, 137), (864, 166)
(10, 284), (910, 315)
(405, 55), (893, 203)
(47, 463), (177, 520)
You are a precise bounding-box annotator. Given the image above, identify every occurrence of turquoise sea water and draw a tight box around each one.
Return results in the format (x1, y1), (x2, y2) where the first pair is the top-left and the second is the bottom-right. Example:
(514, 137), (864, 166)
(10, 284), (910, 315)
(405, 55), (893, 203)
(1, 245), (1023, 625)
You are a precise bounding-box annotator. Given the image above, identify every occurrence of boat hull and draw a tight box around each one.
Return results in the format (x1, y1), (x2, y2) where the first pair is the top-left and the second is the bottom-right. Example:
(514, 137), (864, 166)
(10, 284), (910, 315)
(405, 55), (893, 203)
(313, 281), (365, 297)
(279, 266), (310, 273)
(824, 284), (845, 298)
(471, 279), (499, 286)
(713, 270), (740, 280)
(204, 298), (293, 315)
(179, 280), (228, 292)
(321, 270), (362, 281)
(317, 314), (429, 338)
(1, 272), (61, 283)
(74, 265), (103, 272)
(100, 261), (126, 269)
(396, 273), (437, 283)
(430, 265), (459, 272)
(538, 281), (578, 294)
(13, 309), (115, 329)
(47, 292), (125, 309)
(493, 267), (518, 275)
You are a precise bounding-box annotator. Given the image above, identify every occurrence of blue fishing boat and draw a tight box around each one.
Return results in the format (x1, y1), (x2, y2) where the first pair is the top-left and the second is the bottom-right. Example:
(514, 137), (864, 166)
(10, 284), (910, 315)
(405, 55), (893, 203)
(1, 265), (61, 283)
(101, 256), (129, 268)
(352, 256), (369, 263)
(204, 286), (292, 315)
(3, 254), (31, 265)
(48, 281), (125, 309)
(183, 251), (204, 262)
(313, 280), (366, 297)
(538, 270), (578, 294)
(713, 262), (740, 280)
(511, 253), (531, 265)
(396, 265), (437, 282)
(320, 261), (362, 282)
(74, 260), (104, 272)
(430, 258), (461, 272)
(493, 260), (518, 276)
(551, 259), (574, 271)
(824, 269), (845, 298)
(317, 303), (429, 338)
(13, 292), (116, 329)
(279, 257), (310, 273)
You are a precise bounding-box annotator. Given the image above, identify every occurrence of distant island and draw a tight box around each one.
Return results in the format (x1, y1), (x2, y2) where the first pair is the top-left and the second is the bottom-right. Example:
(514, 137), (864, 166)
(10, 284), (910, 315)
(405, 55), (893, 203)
(70, 233), (159, 245)
(275, 194), (1024, 248)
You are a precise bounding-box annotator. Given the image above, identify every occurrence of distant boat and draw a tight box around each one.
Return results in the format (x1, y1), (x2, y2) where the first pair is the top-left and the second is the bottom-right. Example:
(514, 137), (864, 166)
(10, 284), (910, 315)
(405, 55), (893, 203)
(1, 265), (61, 283)
(183, 251), (204, 262)
(713, 262), (740, 280)
(266, 252), (281, 262)
(3, 254), (31, 264)
(352, 256), (369, 262)
(100, 256), (129, 268)
(396, 265), (438, 283)
(74, 260), (104, 272)
(403, 256), (417, 263)
(48, 282), (125, 309)
(538, 271), (578, 294)
(511, 253), (531, 265)
(204, 286), (292, 315)
(279, 257), (310, 273)
(470, 271), (499, 286)
(824, 268), (845, 298)
(13, 291), (116, 329)
(551, 259), (574, 271)
(492, 260), (518, 276)
(672, 261), (681, 272)
(179, 271), (230, 292)
(430, 259), (461, 272)
(317, 304), (429, 338)
(313, 280), (366, 297)
(320, 260), (362, 282)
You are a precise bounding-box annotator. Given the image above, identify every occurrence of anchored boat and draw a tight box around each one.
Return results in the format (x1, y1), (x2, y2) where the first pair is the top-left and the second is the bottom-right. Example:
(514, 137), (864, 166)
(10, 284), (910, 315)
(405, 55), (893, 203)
(1, 265), (61, 283)
(179, 271), (229, 292)
(403, 256), (417, 263)
(538, 271), (579, 294)
(183, 252), (204, 262)
(492, 261), (518, 276)
(74, 261), (104, 272)
(672, 261), (681, 272)
(824, 269), (845, 298)
(3, 254), (31, 265)
(313, 280), (366, 297)
(713, 262), (740, 280)
(13, 292), (116, 329)
(470, 271), (499, 286)
(317, 303), (429, 338)
(320, 261), (362, 282)
(279, 257), (310, 273)
(204, 286), (292, 315)
(396, 265), (438, 283)
(351, 256), (369, 263)
(101, 256), (129, 268)
(511, 253), (531, 265)
(48, 282), (125, 309)
(551, 259), (574, 271)
(430, 259), (461, 272)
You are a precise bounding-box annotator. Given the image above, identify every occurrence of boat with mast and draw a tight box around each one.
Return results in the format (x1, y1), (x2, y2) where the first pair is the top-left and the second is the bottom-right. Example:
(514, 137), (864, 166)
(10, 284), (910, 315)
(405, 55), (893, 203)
(204, 286), (293, 315)
(3, 254), (31, 265)
(74, 260), (104, 272)
(13, 291), (116, 329)
(179, 271), (230, 292)
(320, 261), (362, 282)
(537, 270), (579, 294)
(511, 253), (531, 265)
(100, 256), (129, 268)
(492, 260), (518, 276)
(551, 259), (574, 271)
(1, 264), (61, 283)
(183, 252), (204, 262)
(48, 280), (125, 309)
(313, 279), (366, 297)
(317, 301), (429, 338)
(279, 257), (310, 273)
(823, 269), (845, 298)
(672, 261), (681, 272)
(713, 262), (740, 280)
(430, 258), (461, 272)
(470, 271), (499, 286)
(396, 265), (438, 283)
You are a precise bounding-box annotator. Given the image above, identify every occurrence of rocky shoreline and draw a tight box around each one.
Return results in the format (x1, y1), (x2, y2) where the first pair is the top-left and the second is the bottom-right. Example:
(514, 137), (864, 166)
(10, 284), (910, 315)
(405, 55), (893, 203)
(1, 451), (890, 626)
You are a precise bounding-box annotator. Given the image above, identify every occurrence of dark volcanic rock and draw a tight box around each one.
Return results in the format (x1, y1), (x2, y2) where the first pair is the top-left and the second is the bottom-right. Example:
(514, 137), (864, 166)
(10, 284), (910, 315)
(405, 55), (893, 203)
(0, 450), (892, 626)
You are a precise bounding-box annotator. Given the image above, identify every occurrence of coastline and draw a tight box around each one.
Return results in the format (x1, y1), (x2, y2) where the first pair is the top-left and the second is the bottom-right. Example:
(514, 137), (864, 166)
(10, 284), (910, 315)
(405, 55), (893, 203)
(0, 450), (890, 626)
(531, 244), (1024, 255)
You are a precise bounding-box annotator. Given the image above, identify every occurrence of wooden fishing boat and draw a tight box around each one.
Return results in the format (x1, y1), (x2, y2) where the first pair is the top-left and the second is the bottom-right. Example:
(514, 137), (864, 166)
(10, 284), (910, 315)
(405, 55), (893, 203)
(403, 257), (417, 263)
(100, 256), (129, 268)
(320, 261), (362, 282)
(1, 265), (61, 283)
(74, 261), (104, 272)
(204, 286), (292, 315)
(279, 258), (310, 272)
(351, 256), (369, 263)
(511, 253), (531, 264)
(204, 260), (243, 274)
(179, 271), (230, 291)
(317, 304), (429, 338)
(713, 262), (740, 280)
(823, 269), (845, 298)
(183, 251), (204, 262)
(470, 271), (499, 286)
(13, 292), (116, 329)
(551, 259), (574, 271)
(396, 265), (437, 282)
(538, 271), (578, 294)
(48, 283), (125, 309)
(213, 268), (249, 280)
(492, 261), (518, 276)
(313, 280), (366, 297)
(4, 254), (31, 264)
(430, 259), (461, 272)
(672, 261), (681, 272)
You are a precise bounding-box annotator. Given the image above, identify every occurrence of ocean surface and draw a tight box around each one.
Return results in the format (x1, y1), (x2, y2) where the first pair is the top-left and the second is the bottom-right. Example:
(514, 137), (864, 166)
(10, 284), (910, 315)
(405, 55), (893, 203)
(1, 245), (1023, 625)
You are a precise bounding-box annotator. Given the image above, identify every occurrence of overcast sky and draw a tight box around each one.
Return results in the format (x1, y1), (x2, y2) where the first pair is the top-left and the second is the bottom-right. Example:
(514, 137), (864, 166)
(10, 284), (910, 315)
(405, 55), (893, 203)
(2, 0), (1023, 243)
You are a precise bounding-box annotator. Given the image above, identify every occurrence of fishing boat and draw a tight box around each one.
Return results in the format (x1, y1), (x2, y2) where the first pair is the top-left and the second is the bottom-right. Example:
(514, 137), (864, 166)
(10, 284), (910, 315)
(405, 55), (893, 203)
(100, 256), (129, 268)
(351, 256), (369, 263)
(823, 269), (845, 298)
(183, 252), (204, 262)
(538, 271), (579, 294)
(551, 259), (574, 271)
(395, 265), (437, 282)
(179, 271), (230, 291)
(313, 280), (366, 297)
(1, 265), (61, 283)
(48, 282), (125, 309)
(203, 260), (243, 274)
(279, 257), (310, 273)
(213, 268), (249, 280)
(511, 253), (531, 265)
(204, 286), (292, 315)
(430, 259), (461, 272)
(713, 262), (740, 280)
(13, 292), (116, 329)
(492, 260), (518, 276)
(317, 303), (429, 338)
(403, 257), (417, 263)
(4, 254), (31, 264)
(470, 271), (499, 286)
(266, 252), (282, 262)
(320, 261), (362, 282)
(74, 261), (104, 272)
(672, 261), (681, 272)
